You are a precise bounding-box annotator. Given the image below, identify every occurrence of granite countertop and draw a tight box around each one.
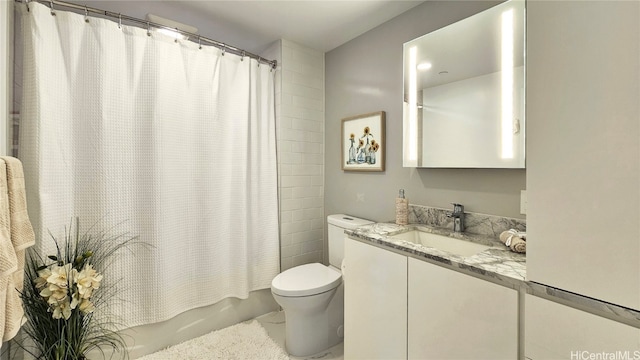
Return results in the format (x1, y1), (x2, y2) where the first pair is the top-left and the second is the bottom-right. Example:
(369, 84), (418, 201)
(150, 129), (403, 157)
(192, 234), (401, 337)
(345, 222), (640, 326)
(345, 222), (526, 288)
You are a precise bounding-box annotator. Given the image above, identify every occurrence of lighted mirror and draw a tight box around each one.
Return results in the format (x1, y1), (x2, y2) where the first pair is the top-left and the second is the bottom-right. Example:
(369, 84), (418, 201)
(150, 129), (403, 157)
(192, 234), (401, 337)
(403, 0), (525, 168)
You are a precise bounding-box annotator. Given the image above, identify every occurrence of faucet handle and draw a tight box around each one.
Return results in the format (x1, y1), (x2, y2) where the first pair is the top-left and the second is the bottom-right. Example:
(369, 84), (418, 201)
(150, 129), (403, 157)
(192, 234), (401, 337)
(451, 203), (464, 213)
(450, 203), (465, 232)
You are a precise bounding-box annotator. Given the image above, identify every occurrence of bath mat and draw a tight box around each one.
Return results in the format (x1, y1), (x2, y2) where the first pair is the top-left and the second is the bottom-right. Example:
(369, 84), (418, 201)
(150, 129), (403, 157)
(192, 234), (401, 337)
(137, 320), (289, 360)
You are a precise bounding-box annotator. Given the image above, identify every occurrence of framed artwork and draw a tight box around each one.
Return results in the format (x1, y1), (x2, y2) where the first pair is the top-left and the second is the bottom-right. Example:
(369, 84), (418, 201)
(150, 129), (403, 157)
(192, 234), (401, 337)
(341, 111), (385, 172)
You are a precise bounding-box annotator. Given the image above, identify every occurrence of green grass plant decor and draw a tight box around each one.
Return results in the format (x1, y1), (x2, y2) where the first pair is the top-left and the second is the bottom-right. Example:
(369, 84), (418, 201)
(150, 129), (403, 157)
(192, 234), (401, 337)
(13, 218), (141, 360)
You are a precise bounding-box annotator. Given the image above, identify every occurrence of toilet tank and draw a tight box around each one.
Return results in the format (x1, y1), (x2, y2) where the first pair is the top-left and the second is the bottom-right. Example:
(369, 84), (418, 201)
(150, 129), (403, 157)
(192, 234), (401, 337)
(327, 214), (374, 268)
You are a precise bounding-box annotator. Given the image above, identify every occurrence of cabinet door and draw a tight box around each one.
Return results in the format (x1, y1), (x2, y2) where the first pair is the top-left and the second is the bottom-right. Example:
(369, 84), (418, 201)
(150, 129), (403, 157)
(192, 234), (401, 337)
(408, 258), (518, 359)
(344, 238), (407, 360)
(525, 295), (640, 359)
(527, 0), (640, 310)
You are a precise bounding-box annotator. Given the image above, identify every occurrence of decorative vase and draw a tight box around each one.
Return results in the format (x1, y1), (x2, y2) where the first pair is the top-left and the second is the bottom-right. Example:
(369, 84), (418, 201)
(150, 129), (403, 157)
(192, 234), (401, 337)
(348, 142), (356, 164)
(364, 139), (371, 164)
(357, 149), (365, 163)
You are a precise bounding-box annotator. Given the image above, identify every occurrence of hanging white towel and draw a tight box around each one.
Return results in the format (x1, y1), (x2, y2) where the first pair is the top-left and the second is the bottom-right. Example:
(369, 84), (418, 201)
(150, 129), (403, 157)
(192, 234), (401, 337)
(0, 159), (16, 280)
(1, 157), (36, 342)
(0, 159), (15, 345)
(2, 157), (35, 287)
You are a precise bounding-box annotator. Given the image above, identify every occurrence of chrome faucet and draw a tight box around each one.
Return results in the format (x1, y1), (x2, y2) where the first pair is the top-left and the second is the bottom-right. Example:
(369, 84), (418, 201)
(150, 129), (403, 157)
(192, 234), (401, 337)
(448, 203), (465, 233)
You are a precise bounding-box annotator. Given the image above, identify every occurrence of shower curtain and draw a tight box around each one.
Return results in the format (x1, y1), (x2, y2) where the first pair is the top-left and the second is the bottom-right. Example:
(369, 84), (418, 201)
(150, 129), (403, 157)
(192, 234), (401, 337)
(18, 2), (279, 327)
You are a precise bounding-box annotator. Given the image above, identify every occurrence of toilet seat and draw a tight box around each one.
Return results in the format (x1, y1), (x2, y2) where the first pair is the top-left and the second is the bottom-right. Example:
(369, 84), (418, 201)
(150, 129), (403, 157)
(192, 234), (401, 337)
(271, 263), (341, 297)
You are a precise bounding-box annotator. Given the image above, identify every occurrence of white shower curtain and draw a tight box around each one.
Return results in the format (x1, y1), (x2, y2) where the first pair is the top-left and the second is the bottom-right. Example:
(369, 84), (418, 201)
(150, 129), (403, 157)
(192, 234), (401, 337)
(18, 2), (279, 327)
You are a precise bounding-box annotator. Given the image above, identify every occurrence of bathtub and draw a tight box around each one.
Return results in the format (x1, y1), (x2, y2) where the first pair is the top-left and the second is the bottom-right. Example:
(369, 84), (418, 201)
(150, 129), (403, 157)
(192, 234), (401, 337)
(91, 289), (278, 359)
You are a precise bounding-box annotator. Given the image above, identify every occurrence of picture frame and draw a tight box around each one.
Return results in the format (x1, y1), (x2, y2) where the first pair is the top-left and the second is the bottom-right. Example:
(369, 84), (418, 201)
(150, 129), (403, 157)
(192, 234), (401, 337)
(341, 111), (385, 172)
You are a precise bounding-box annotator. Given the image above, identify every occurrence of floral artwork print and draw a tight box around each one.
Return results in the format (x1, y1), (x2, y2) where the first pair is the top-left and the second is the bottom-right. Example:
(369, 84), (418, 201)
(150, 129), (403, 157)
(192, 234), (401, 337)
(342, 111), (385, 171)
(347, 126), (380, 165)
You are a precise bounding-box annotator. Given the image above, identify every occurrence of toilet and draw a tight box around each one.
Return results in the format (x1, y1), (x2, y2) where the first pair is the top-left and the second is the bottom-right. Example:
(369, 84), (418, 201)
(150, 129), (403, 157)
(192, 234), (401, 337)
(271, 214), (374, 357)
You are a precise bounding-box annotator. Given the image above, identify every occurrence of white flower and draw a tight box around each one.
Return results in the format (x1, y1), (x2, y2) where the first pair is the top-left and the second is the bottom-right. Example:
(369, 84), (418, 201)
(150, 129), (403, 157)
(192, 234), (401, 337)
(35, 268), (52, 289)
(70, 291), (80, 310)
(46, 263), (74, 288)
(76, 264), (102, 299)
(52, 300), (72, 320)
(40, 283), (68, 305)
(68, 290), (91, 312)
(79, 299), (95, 314)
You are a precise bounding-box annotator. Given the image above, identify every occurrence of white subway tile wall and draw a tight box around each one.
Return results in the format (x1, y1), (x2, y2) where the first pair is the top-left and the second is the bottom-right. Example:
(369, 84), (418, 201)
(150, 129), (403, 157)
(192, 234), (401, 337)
(277, 40), (325, 271)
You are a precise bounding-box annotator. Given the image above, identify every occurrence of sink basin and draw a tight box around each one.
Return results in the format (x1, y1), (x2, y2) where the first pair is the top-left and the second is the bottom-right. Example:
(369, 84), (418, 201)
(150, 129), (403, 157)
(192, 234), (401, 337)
(390, 230), (490, 257)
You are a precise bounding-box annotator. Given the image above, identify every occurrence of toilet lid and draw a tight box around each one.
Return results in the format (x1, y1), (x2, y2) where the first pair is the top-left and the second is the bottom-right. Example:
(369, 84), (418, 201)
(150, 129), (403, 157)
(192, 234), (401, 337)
(271, 263), (341, 297)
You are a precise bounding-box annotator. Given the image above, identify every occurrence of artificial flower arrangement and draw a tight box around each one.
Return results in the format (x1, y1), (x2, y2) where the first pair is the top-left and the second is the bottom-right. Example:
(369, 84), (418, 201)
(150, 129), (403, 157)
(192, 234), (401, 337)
(14, 219), (140, 360)
(35, 253), (102, 321)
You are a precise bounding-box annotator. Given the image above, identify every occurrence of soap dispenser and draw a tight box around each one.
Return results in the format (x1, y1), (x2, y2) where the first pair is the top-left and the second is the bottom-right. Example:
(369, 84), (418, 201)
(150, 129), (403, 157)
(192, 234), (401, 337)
(395, 189), (408, 225)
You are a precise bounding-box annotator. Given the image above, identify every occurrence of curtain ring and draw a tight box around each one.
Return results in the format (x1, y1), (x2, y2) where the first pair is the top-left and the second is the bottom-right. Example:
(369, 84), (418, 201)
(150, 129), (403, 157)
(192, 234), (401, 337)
(118, 13), (122, 29)
(198, 36), (202, 50)
(25, 0), (30, 12)
(241, 50), (245, 61)
(84, 5), (89, 22)
(147, 21), (151, 36)
(49, 0), (56, 16)
(257, 56), (261, 67)
(221, 44), (226, 56)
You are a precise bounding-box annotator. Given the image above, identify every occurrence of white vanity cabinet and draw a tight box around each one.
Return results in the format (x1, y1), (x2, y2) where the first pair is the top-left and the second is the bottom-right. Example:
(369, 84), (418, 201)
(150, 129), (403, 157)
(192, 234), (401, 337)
(344, 236), (519, 359)
(525, 295), (640, 359)
(408, 258), (518, 359)
(344, 238), (407, 360)
(527, 0), (640, 310)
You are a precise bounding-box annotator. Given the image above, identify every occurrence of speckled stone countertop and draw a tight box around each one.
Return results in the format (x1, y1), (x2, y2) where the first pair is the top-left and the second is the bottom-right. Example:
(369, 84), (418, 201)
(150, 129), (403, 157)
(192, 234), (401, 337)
(345, 222), (640, 327)
(344, 222), (526, 289)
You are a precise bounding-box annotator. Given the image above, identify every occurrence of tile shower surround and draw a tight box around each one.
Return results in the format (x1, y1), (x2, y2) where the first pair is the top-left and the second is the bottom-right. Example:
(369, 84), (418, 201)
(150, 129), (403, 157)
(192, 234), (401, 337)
(273, 40), (325, 271)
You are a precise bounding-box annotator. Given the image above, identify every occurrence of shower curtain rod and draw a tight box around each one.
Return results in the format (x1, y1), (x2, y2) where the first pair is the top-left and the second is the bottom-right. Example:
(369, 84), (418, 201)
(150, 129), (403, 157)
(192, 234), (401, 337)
(17, 0), (278, 70)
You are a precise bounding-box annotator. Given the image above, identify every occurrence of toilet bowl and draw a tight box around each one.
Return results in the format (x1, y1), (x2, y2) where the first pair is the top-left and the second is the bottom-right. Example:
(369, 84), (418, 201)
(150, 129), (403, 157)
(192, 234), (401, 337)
(271, 214), (374, 357)
(271, 263), (342, 356)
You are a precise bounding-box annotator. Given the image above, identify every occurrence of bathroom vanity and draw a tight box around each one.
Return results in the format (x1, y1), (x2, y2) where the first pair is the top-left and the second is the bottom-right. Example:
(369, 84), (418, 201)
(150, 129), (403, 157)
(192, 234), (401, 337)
(342, 205), (640, 359)
(343, 221), (521, 359)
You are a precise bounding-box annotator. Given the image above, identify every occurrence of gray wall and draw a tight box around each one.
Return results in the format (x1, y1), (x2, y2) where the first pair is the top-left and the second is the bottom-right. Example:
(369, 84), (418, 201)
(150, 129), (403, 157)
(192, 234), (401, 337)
(325, 0), (525, 224)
